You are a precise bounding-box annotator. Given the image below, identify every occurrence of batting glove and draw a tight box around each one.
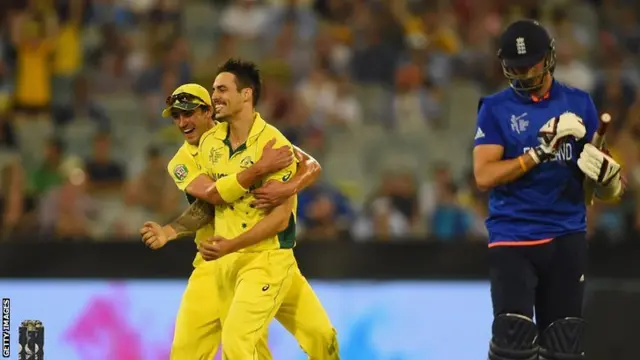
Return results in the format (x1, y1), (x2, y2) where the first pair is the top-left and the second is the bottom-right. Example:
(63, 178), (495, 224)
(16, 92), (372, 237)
(578, 143), (622, 186)
(530, 112), (587, 164)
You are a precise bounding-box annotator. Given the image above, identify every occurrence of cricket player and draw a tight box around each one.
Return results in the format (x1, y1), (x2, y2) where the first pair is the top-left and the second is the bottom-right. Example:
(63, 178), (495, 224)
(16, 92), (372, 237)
(139, 83), (325, 359)
(192, 58), (339, 359)
(474, 20), (623, 360)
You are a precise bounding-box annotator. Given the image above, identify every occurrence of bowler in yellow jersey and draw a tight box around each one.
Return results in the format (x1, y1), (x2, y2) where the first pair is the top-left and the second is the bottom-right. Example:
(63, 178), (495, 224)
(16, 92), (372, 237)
(140, 83), (327, 359)
(198, 59), (339, 359)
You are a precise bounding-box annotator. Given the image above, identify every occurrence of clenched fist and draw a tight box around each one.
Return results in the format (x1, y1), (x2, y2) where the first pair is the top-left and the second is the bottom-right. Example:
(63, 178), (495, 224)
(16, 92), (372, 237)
(140, 221), (169, 250)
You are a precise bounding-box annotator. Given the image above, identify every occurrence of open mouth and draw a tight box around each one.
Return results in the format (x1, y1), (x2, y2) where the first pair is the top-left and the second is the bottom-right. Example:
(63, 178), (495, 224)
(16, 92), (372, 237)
(214, 100), (226, 112)
(183, 128), (195, 135)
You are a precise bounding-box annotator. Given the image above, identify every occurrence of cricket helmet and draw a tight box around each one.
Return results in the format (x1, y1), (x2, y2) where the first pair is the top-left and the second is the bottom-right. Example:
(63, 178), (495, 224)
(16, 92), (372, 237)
(497, 19), (556, 94)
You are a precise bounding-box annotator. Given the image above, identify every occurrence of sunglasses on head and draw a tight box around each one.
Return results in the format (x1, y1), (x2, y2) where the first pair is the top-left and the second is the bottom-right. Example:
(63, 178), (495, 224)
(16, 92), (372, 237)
(165, 93), (206, 106)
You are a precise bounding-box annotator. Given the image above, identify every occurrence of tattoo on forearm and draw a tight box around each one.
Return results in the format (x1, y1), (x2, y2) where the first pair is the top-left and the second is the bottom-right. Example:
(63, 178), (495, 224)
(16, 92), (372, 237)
(169, 199), (215, 238)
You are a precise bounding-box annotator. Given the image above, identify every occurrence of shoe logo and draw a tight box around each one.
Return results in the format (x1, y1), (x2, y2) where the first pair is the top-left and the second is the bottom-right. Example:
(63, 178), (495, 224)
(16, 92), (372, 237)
(262, 285), (270, 291)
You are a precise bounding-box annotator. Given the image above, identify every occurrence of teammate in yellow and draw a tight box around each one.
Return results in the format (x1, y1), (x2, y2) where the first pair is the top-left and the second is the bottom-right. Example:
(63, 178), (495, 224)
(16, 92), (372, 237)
(196, 59), (339, 359)
(139, 83), (325, 359)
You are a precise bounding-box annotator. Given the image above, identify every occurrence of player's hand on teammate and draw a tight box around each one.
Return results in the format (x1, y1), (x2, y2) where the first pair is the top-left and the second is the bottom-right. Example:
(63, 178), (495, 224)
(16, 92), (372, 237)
(256, 138), (294, 174)
(578, 144), (622, 185)
(252, 180), (294, 209)
(198, 236), (236, 261)
(140, 221), (169, 250)
(532, 112), (586, 163)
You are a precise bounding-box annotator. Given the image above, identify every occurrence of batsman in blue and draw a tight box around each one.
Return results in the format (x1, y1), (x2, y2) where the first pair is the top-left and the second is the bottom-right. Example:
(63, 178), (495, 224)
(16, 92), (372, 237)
(473, 20), (624, 360)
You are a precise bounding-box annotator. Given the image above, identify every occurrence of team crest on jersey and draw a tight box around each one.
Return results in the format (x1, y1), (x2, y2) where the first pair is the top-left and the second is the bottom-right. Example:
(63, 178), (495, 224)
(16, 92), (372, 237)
(173, 164), (188, 181)
(209, 147), (223, 165)
(240, 156), (254, 168)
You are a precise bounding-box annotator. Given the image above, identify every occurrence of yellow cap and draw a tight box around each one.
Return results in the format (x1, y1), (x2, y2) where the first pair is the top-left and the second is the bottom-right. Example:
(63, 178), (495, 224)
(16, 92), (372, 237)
(162, 83), (212, 118)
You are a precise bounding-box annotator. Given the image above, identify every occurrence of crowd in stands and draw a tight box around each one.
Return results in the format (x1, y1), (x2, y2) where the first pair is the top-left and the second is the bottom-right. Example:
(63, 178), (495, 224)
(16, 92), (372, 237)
(0, 0), (638, 242)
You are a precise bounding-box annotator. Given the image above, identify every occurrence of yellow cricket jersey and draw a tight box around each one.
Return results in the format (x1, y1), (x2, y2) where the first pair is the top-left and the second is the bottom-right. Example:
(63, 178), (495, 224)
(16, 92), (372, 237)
(53, 23), (82, 76)
(15, 41), (53, 107)
(198, 113), (298, 252)
(167, 140), (215, 268)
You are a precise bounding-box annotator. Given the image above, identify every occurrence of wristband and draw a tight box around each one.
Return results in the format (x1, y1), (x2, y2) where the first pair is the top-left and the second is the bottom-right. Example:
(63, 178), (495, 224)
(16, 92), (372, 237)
(518, 156), (528, 172)
(216, 174), (248, 203)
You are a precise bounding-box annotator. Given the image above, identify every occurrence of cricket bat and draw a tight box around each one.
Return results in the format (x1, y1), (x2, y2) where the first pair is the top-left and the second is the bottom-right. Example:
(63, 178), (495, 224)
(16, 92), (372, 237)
(584, 113), (611, 206)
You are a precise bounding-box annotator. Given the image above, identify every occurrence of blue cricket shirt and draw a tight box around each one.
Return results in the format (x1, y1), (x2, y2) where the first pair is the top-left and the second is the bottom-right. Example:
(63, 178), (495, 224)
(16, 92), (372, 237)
(474, 80), (599, 245)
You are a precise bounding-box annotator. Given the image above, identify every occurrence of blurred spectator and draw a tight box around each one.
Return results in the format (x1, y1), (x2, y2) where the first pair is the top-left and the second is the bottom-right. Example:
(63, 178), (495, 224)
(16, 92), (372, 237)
(0, 158), (25, 238)
(91, 24), (135, 94)
(547, 7), (591, 58)
(0, 109), (24, 238)
(194, 33), (237, 85)
(29, 137), (65, 197)
(39, 159), (99, 240)
(264, 15), (314, 83)
(0, 128), (24, 238)
(457, 171), (489, 239)
(219, 0), (271, 60)
(297, 183), (353, 241)
(143, 69), (179, 129)
(124, 147), (181, 220)
(297, 64), (337, 127)
(328, 76), (362, 129)
(419, 163), (454, 223)
(147, 0), (182, 44)
(430, 183), (470, 241)
(351, 19), (399, 87)
(10, 8), (58, 169)
(220, 0), (271, 39)
(137, 37), (191, 127)
(84, 133), (125, 193)
(52, 75), (111, 131)
(613, 6), (640, 57)
(51, 0), (84, 107)
(10, 8), (57, 111)
(392, 63), (441, 130)
(591, 59), (636, 133)
(355, 171), (421, 240)
(554, 41), (594, 92)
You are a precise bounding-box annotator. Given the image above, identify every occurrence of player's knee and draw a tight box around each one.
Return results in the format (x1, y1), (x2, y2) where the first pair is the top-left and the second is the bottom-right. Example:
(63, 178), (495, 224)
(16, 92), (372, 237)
(538, 318), (586, 360)
(488, 314), (538, 360)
